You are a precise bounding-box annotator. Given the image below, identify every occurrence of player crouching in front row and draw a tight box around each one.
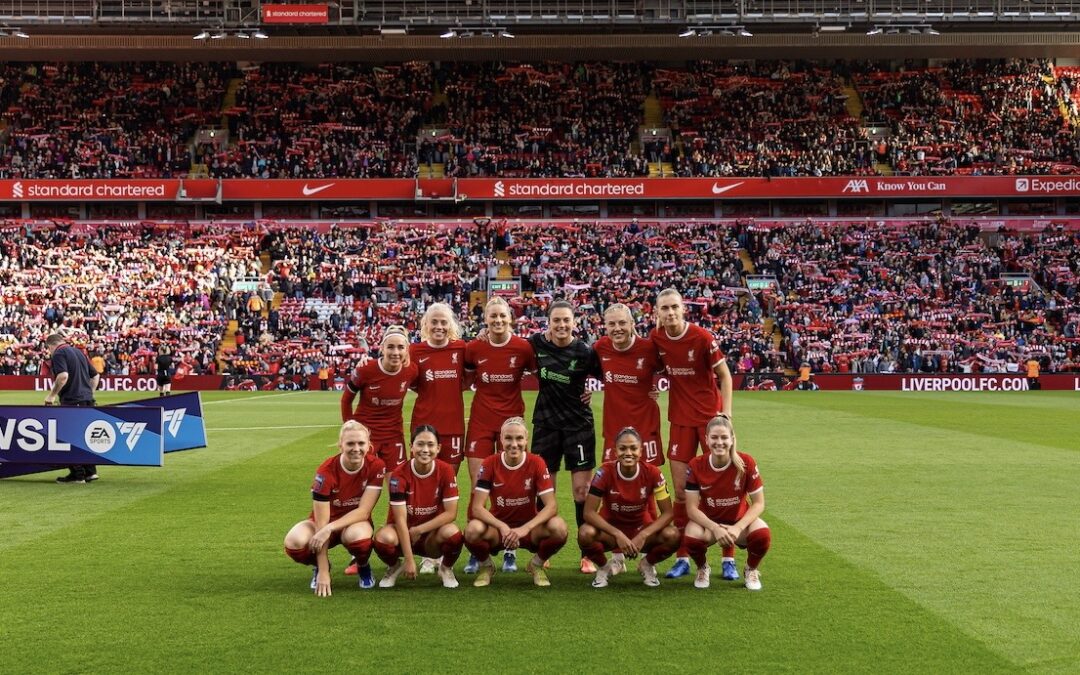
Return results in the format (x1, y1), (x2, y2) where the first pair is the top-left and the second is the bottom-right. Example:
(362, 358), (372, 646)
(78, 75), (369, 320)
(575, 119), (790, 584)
(465, 417), (569, 587)
(373, 425), (464, 589)
(578, 427), (680, 588)
(683, 415), (771, 591)
(284, 421), (386, 596)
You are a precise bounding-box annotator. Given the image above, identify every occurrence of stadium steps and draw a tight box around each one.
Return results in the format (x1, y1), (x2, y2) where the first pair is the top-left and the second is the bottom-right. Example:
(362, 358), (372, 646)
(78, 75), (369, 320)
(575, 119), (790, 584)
(842, 82), (864, 119)
(418, 163), (445, 178)
(875, 162), (894, 176)
(469, 290), (487, 313)
(221, 78), (243, 116)
(738, 249), (756, 274)
(495, 249), (513, 280)
(648, 162), (674, 177)
(643, 94), (664, 127)
(217, 320), (238, 370)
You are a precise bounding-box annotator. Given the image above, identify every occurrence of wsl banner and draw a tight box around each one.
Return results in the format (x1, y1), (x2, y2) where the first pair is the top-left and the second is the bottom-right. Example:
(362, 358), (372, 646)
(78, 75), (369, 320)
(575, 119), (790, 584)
(0, 406), (163, 469)
(120, 392), (207, 454)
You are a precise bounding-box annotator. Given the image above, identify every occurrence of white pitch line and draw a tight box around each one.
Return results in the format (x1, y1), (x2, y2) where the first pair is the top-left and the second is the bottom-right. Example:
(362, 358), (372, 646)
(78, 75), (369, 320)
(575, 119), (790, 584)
(203, 391), (306, 405)
(207, 424), (339, 431)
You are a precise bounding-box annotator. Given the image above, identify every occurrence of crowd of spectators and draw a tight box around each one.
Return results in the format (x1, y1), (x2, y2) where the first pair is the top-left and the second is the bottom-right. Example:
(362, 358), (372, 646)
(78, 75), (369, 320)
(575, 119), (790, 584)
(2, 59), (1078, 180)
(1, 217), (1077, 379)
(657, 62), (877, 177)
(743, 216), (1080, 374)
(857, 59), (1080, 175)
(0, 62), (232, 179)
(0, 221), (260, 377)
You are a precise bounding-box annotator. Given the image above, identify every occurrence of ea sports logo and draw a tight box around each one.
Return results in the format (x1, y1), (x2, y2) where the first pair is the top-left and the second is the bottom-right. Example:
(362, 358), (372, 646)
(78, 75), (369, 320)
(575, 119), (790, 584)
(12, 181), (24, 199)
(494, 181), (505, 197)
(84, 421), (115, 454)
(1015, 178), (1030, 192)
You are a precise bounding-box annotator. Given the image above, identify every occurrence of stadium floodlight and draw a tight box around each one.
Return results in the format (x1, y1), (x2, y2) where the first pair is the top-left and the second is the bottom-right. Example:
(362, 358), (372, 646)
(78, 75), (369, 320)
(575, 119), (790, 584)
(499, 29), (514, 38)
(13, 29), (29, 39)
(210, 31), (227, 39)
(440, 29), (456, 38)
(678, 27), (696, 37)
(193, 30), (210, 40)
(253, 30), (269, 39)
(235, 32), (250, 39)
(866, 27), (883, 35)
(737, 27), (753, 37)
(926, 27), (940, 35)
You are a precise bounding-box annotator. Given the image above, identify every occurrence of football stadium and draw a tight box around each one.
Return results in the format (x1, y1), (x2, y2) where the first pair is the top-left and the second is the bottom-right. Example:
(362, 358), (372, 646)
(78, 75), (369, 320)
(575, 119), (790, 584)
(1, 1), (1079, 672)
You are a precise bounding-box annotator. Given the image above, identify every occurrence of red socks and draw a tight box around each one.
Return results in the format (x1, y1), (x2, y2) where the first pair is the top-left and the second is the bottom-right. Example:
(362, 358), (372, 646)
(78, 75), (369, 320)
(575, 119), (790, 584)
(722, 544), (736, 559)
(581, 542), (607, 567)
(344, 538), (373, 567)
(440, 532), (465, 567)
(465, 538), (492, 563)
(537, 534), (567, 562)
(373, 539), (400, 566)
(645, 544), (675, 566)
(284, 546), (315, 566)
(746, 527), (771, 569)
(673, 501), (690, 557)
(683, 536), (709, 568)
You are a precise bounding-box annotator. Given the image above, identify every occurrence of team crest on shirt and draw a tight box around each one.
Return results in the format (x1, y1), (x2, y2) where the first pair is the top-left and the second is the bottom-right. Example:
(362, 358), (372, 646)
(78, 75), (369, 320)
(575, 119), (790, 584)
(640, 486), (647, 499)
(452, 353), (459, 364)
(524, 477), (532, 491)
(688, 349), (695, 361)
(636, 357), (645, 370)
(400, 381), (407, 392)
(509, 356), (518, 368)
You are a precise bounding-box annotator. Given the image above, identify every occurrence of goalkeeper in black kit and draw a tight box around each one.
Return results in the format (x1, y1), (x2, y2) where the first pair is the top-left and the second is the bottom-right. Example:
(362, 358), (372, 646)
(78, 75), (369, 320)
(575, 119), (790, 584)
(528, 300), (604, 575)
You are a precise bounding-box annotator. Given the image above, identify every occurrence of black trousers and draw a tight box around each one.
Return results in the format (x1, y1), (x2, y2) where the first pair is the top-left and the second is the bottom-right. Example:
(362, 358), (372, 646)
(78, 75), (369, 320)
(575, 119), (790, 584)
(62, 400), (97, 478)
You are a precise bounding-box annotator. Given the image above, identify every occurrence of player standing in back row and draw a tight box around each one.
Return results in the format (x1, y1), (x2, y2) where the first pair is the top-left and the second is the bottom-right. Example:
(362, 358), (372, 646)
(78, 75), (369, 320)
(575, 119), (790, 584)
(528, 300), (603, 575)
(650, 288), (734, 580)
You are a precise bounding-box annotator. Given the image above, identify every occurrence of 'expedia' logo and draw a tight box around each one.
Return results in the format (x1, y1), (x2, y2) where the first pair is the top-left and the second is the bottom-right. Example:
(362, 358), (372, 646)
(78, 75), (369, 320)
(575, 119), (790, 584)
(842, 179), (869, 193)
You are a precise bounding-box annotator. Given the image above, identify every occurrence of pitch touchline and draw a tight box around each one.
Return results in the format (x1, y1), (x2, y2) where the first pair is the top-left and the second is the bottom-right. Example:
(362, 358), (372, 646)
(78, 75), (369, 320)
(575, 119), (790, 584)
(203, 391), (305, 405)
(207, 424), (339, 431)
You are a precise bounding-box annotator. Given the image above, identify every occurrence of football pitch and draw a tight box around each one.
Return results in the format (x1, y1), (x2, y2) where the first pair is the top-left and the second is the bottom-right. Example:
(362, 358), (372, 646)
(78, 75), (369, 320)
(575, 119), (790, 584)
(1, 390), (1077, 674)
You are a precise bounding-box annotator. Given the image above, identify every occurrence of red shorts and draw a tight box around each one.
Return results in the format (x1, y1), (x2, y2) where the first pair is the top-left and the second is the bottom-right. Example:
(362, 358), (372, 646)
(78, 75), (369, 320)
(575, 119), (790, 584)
(599, 522), (663, 553)
(666, 423), (709, 463)
(370, 434), (407, 470)
(464, 424), (501, 460)
(603, 430), (664, 466)
(305, 518), (343, 549)
(439, 434), (465, 466)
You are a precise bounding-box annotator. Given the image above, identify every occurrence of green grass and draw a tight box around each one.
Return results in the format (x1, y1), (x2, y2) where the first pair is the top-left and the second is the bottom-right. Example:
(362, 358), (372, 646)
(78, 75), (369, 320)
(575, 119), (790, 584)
(1, 390), (1077, 673)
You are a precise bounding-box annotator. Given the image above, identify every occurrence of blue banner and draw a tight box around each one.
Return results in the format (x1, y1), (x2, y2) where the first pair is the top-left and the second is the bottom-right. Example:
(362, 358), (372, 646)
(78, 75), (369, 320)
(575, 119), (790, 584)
(119, 392), (207, 453)
(0, 406), (163, 468)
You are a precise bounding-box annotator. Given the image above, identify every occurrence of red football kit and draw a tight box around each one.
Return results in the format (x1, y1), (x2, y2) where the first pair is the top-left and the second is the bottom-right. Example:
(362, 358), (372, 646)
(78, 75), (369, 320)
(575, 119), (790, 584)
(685, 452), (763, 524)
(309, 453), (386, 523)
(387, 459), (460, 528)
(341, 360), (419, 468)
(464, 335), (536, 458)
(410, 339), (467, 465)
(474, 452), (554, 527)
(650, 323), (726, 462)
(588, 461), (670, 536)
(593, 335), (664, 465)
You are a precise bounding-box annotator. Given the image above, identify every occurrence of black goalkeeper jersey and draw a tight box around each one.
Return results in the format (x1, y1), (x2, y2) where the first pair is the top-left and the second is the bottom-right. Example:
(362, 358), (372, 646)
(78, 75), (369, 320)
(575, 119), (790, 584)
(529, 333), (600, 431)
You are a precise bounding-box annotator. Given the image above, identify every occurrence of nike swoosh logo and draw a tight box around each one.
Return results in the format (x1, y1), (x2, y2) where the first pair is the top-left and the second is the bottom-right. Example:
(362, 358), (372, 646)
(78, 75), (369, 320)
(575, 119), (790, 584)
(601, 357), (611, 361)
(418, 357), (430, 363)
(477, 359), (489, 364)
(493, 482), (504, 487)
(369, 386), (381, 390)
(711, 181), (744, 195)
(302, 183), (336, 196)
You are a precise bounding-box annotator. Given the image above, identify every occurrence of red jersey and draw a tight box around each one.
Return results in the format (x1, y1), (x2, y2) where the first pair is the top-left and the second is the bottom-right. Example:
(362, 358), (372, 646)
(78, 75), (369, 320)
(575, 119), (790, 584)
(465, 336), (536, 431)
(474, 452), (554, 527)
(410, 339), (467, 436)
(309, 453), (386, 523)
(685, 452), (763, 524)
(386, 459), (460, 527)
(650, 323), (725, 426)
(341, 359), (419, 438)
(593, 335), (662, 443)
(588, 461), (669, 531)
